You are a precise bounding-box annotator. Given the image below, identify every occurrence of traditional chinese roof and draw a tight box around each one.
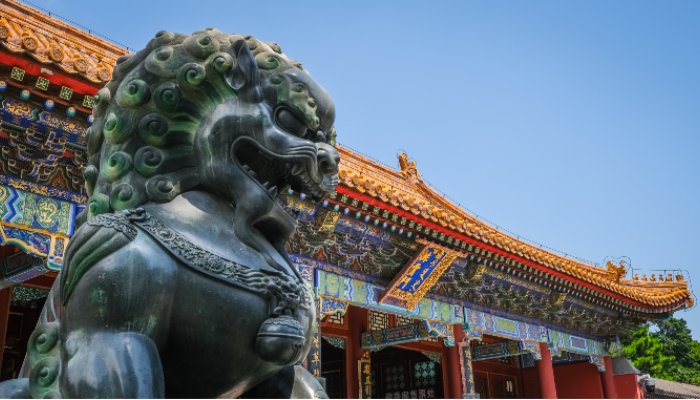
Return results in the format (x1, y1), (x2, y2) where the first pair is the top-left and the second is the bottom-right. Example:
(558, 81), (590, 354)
(0, 0), (127, 84)
(335, 146), (693, 313)
(0, 0), (691, 321)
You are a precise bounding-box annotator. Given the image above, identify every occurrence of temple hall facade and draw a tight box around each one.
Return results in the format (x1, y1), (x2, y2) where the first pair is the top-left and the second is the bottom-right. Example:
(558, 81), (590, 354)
(0, 1), (694, 398)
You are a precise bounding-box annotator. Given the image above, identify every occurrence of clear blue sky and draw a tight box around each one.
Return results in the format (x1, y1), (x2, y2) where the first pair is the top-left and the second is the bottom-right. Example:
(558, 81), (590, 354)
(26, 0), (700, 338)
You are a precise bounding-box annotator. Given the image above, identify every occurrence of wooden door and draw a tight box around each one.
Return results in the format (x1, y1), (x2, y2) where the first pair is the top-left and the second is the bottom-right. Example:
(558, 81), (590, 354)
(371, 347), (444, 399)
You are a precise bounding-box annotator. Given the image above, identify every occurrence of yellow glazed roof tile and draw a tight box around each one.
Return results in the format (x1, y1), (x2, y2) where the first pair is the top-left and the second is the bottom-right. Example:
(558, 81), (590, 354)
(337, 146), (692, 309)
(0, 0), (127, 83)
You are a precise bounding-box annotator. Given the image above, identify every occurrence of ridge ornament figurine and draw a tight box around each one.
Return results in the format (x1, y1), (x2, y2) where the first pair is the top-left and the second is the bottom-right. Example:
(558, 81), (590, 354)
(0, 28), (339, 399)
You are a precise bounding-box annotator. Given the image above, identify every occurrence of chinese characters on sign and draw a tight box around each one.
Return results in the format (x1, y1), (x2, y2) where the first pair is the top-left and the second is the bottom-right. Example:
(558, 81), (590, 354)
(458, 341), (479, 399)
(359, 351), (372, 399)
(396, 247), (447, 294)
(380, 238), (462, 311)
(307, 334), (321, 378)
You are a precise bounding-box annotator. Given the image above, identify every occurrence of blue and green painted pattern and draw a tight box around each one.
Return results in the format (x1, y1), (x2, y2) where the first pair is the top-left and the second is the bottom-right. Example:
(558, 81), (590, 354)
(465, 308), (547, 343)
(0, 184), (76, 236)
(0, 182), (81, 270)
(292, 254), (611, 358)
(548, 329), (608, 357)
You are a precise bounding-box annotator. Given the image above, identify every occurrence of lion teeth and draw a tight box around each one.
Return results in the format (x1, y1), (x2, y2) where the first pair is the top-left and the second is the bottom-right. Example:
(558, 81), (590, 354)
(268, 185), (278, 196)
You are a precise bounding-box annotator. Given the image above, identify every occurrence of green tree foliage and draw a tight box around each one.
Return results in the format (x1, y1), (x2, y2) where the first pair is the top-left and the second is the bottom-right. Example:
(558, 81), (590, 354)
(620, 317), (700, 386)
(621, 324), (678, 381)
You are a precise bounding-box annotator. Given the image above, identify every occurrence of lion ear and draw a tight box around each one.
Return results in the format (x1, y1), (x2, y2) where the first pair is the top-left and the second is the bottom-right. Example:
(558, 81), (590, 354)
(227, 40), (262, 102)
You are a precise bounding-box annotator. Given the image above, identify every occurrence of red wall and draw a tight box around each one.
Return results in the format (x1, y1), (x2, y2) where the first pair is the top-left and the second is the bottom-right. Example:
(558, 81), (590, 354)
(614, 374), (644, 399)
(553, 362), (604, 399)
(521, 367), (542, 398)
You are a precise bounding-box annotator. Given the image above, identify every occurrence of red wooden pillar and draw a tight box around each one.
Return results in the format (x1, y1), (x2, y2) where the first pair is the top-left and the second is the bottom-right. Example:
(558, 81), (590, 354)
(600, 356), (618, 399)
(536, 342), (558, 399)
(446, 324), (465, 399)
(0, 287), (12, 369)
(345, 306), (368, 399)
(441, 342), (450, 398)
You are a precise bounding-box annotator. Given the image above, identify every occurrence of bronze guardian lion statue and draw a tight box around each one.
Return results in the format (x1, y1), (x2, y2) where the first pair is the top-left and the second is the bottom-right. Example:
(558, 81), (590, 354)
(0, 28), (339, 399)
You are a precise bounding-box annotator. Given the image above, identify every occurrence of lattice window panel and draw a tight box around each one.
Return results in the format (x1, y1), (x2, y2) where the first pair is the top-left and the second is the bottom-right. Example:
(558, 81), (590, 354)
(490, 375), (517, 399)
(395, 315), (414, 327)
(413, 361), (438, 388)
(327, 312), (344, 325)
(369, 310), (389, 331)
(370, 366), (378, 398)
(475, 375), (489, 399)
(383, 364), (407, 391)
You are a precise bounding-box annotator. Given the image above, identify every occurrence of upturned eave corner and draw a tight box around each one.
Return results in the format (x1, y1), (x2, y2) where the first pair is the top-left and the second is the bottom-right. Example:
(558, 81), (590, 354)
(334, 148), (692, 311)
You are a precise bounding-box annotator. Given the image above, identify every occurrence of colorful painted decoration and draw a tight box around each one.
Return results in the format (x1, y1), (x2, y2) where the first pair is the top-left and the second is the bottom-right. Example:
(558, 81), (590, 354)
(66, 107), (76, 117)
(87, 114), (94, 123)
(82, 95), (94, 108)
(44, 99), (55, 110)
(471, 341), (521, 361)
(35, 76), (50, 91)
(0, 81), (7, 91)
(20, 90), (31, 100)
(320, 297), (349, 319)
(0, 184), (76, 236)
(380, 238), (462, 310)
(11, 67), (25, 81)
(59, 86), (73, 101)
(361, 323), (433, 351)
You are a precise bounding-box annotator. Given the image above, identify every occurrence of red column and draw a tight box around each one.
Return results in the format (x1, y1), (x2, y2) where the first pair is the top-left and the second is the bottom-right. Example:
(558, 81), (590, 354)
(536, 342), (558, 399)
(345, 306), (368, 399)
(0, 287), (12, 369)
(446, 325), (465, 399)
(441, 343), (451, 398)
(600, 356), (618, 399)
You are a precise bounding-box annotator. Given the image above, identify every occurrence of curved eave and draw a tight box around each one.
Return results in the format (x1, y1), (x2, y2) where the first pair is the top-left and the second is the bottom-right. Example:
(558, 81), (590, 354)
(335, 146), (693, 313)
(0, 0), (128, 84)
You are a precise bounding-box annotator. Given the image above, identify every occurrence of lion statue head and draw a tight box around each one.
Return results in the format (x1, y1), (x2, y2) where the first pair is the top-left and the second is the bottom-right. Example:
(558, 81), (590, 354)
(83, 28), (339, 272)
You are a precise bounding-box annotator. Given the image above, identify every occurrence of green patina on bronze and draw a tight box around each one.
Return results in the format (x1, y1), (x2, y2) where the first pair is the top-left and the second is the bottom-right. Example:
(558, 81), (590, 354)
(83, 28), (330, 219)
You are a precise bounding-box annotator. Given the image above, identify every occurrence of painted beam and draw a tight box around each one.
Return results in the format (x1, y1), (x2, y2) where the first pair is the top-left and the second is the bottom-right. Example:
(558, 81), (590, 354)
(320, 296), (349, 319)
(471, 339), (542, 361)
(361, 322), (433, 351)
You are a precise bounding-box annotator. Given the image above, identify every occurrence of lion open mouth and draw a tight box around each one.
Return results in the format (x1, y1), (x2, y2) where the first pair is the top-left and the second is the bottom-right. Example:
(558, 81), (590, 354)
(231, 137), (337, 220)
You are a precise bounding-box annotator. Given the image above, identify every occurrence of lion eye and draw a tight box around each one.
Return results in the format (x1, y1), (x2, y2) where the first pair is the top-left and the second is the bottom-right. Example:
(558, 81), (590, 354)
(276, 108), (308, 138)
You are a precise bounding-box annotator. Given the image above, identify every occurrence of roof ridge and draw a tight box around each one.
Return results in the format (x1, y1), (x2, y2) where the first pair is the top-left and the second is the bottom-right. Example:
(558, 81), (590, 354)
(336, 146), (693, 308)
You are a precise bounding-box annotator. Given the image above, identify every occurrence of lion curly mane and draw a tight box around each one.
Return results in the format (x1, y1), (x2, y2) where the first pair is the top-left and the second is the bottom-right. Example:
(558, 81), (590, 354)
(83, 28), (303, 219)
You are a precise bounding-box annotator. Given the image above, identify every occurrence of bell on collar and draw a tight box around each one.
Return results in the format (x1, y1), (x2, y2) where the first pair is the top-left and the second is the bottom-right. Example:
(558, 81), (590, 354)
(255, 315), (305, 365)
